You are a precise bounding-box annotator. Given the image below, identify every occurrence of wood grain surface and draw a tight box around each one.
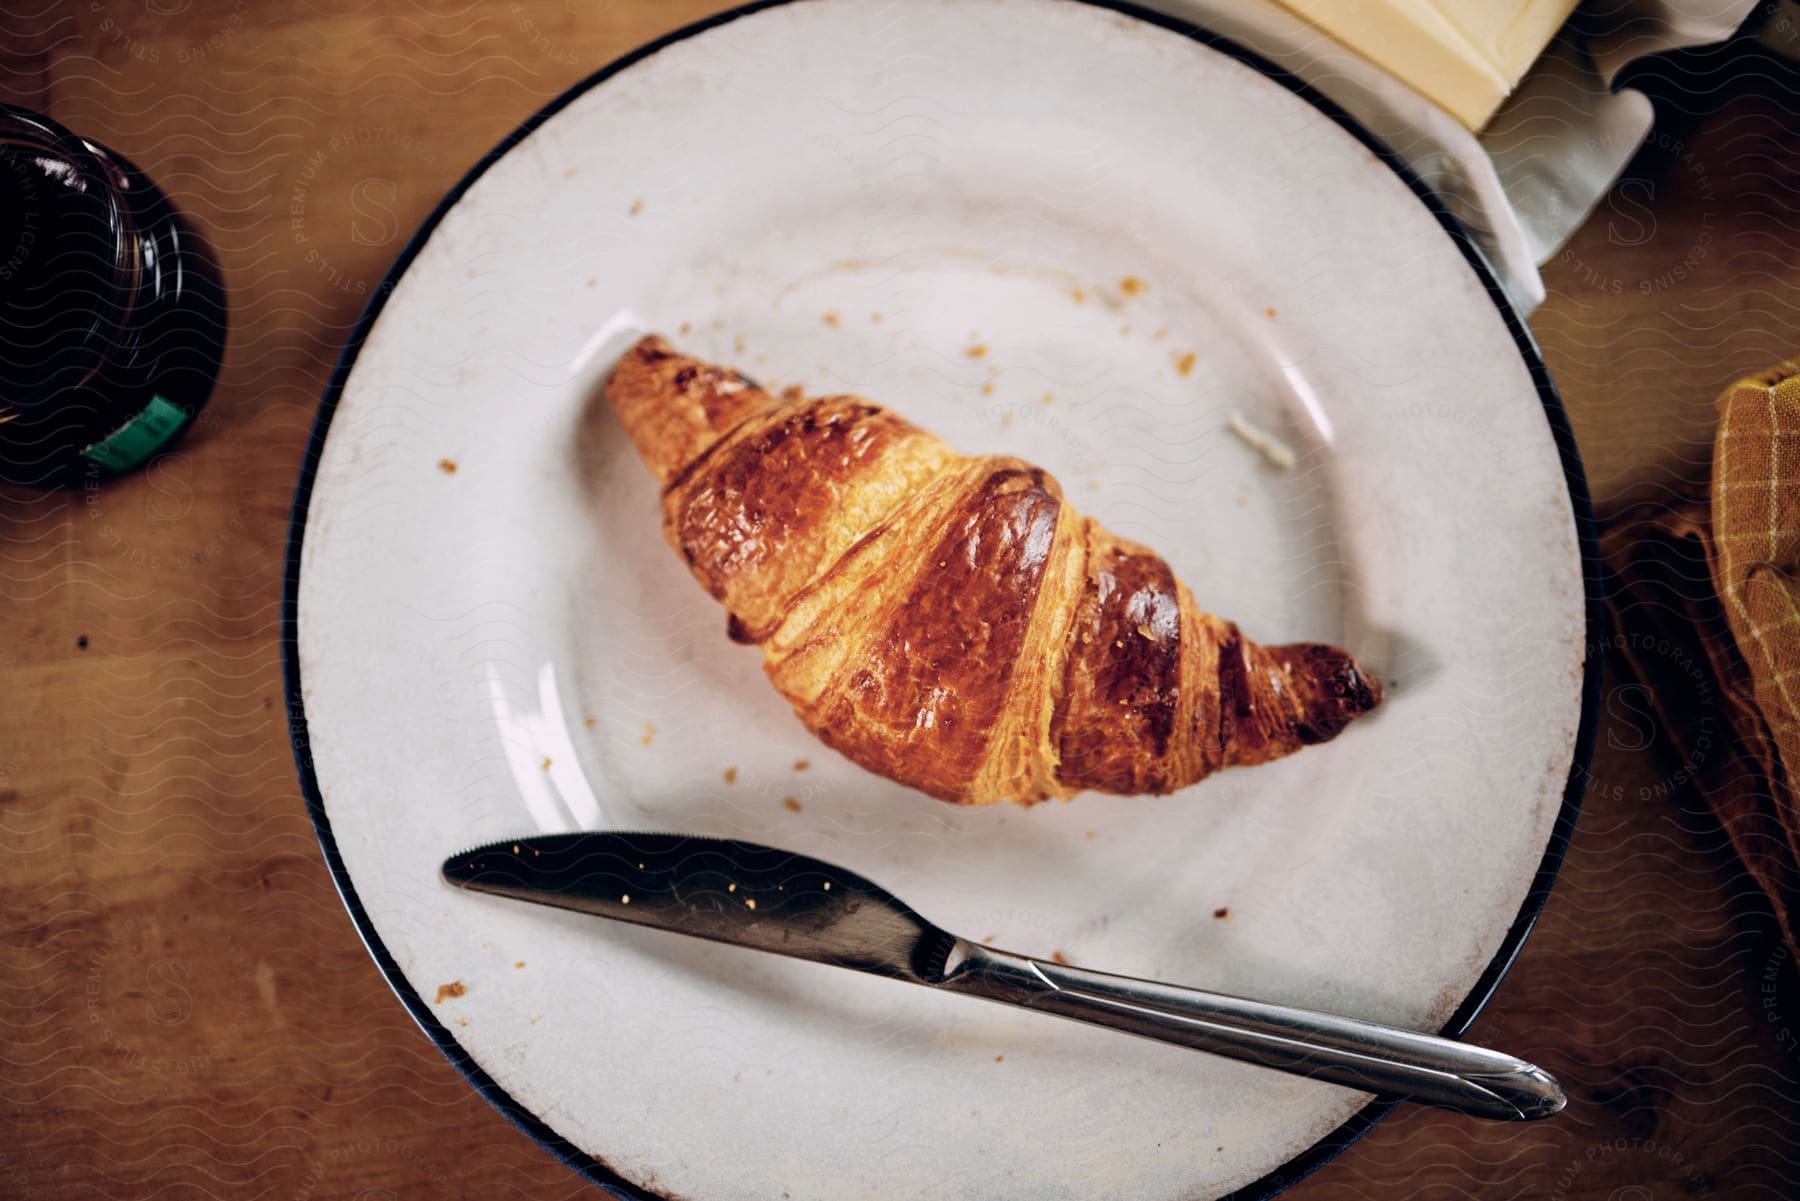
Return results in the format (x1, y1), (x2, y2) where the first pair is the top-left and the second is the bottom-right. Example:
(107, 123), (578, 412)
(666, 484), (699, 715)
(3, 3), (1797, 1199)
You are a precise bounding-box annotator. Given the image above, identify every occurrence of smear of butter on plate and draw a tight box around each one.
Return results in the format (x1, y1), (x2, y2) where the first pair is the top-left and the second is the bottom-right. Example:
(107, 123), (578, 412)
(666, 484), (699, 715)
(1226, 410), (1296, 470)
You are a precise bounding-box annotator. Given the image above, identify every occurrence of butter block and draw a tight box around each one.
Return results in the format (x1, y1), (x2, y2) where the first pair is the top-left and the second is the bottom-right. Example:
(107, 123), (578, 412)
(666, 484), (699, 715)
(1431, 0), (1582, 82)
(1271, 0), (1577, 130)
(1274, 0), (1512, 129)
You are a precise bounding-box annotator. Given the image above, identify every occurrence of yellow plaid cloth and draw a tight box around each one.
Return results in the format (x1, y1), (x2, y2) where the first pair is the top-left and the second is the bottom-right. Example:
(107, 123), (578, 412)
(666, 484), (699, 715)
(1602, 360), (1800, 948)
(1712, 363), (1800, 783)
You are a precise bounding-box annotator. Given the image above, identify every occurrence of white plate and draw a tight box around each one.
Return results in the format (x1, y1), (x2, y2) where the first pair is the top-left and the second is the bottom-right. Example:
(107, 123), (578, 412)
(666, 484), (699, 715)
(286, 2), (1597, 1198)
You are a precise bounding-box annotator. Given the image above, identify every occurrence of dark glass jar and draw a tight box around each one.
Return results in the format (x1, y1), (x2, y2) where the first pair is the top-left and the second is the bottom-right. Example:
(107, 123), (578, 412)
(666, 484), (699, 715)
(0, 105), (226, 489)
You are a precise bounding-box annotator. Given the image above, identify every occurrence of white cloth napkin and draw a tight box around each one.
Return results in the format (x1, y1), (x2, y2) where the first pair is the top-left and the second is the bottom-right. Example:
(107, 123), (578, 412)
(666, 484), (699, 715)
(1138, 0), (1757, 314)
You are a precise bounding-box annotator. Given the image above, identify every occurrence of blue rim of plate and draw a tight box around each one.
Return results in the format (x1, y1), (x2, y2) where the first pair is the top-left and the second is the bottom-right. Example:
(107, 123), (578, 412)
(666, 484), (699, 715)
(280, 1), (1604, 1197)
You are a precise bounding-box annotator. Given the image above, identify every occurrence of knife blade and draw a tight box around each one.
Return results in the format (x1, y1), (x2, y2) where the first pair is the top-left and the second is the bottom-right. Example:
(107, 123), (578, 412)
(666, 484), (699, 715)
(442, 832), (1565, 1121)
(442, 831), (957, 982)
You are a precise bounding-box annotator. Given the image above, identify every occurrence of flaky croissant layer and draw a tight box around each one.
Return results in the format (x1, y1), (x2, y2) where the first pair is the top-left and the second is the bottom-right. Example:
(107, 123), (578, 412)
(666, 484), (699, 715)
(606, 335), (1380, 805)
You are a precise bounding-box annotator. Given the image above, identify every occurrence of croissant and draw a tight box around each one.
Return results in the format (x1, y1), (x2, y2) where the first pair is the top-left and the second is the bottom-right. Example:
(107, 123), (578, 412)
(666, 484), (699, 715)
(605, 335), (1381, 806)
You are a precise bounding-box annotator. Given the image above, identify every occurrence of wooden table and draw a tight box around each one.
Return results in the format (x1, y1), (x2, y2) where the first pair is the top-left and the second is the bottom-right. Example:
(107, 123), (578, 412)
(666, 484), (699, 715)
(4, 4), (1797, 1198)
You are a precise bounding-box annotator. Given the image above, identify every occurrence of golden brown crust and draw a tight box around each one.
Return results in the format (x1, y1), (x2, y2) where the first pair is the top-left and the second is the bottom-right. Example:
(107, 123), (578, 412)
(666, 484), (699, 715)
(605, 335), (774, 487)
(606, 335), (1382, 805)
(664, 394), (941, 644)
(1219, 638), (1383, 768)
(761, 462), (969, 715)
(808, 461), (1065, 802)
(1052, 525), (1185, 794)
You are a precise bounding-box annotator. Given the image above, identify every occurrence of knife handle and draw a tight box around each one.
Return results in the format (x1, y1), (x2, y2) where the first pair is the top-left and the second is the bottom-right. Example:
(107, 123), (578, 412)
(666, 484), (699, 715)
(937, 942), (1564, 1121)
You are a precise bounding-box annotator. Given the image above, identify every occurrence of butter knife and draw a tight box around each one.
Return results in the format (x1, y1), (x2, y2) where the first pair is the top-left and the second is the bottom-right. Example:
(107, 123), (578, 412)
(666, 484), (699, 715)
(441, 832), (1564, 1121)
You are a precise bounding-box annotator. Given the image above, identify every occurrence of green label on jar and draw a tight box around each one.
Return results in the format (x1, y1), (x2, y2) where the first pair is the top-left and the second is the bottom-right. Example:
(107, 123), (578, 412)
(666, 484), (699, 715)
(81, 393), (191, 472)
